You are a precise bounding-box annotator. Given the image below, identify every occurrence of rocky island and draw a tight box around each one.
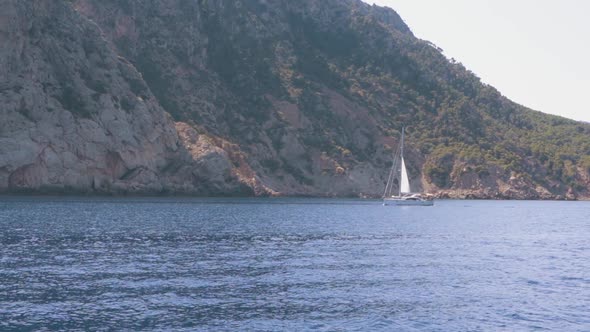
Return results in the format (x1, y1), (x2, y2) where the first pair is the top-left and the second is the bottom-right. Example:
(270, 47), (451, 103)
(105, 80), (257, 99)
(1, 0), (589, 199)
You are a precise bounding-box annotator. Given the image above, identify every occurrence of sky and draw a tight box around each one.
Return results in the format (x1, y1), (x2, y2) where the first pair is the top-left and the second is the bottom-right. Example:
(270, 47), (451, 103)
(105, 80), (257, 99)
(364, 0), (590, 122)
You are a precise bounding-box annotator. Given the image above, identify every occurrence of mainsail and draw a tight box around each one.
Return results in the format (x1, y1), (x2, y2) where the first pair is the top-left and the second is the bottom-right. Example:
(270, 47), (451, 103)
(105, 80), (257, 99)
(400, 156), (411, 194)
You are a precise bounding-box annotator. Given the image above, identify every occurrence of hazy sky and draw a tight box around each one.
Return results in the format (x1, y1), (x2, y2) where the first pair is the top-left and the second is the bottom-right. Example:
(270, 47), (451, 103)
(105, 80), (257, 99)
(364, 0), (590, 122)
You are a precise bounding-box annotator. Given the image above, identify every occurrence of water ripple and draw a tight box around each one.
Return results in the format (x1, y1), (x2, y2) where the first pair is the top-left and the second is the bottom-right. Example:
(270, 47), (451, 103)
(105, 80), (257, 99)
(1, 198), (589, 331)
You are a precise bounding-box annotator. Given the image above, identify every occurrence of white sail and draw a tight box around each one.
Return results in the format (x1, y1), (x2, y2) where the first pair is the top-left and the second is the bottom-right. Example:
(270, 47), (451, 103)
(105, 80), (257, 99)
(400, 156), (411, 194)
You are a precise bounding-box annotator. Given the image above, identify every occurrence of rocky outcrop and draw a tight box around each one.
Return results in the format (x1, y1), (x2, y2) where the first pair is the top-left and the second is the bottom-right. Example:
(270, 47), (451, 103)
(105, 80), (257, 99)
(0, 0), (173, 193)
(0, 0), (248, 195)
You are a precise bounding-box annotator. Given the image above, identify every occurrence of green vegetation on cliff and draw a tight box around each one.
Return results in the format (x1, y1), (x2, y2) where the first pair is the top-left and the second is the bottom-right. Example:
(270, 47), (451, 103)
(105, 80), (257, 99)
(75, 0), (588, 198)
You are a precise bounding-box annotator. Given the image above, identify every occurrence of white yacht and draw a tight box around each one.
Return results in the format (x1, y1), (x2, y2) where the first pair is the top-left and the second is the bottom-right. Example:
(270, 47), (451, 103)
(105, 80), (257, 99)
(383, 127), (434, 206)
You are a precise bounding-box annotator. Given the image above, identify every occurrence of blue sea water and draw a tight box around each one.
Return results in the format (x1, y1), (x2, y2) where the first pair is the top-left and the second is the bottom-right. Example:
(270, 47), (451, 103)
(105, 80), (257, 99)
(0, 197), (589, 331)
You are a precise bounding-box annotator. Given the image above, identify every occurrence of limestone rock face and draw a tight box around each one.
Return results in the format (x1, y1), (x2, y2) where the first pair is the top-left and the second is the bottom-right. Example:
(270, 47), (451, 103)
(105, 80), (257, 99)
(0, 0), (231, 195)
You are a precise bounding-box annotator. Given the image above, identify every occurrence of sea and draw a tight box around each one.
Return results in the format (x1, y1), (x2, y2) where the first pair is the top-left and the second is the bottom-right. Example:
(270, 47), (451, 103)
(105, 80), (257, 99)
(1, 197), (589, 331)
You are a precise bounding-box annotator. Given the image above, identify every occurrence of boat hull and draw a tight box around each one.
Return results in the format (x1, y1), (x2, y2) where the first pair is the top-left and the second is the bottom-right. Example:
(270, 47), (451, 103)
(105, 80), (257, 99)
(383, 198), (434, 206)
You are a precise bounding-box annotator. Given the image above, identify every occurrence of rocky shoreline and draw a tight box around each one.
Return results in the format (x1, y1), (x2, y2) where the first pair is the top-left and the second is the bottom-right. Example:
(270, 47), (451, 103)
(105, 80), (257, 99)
(433, 191), (583, 201)
(1, 190), (586, 201)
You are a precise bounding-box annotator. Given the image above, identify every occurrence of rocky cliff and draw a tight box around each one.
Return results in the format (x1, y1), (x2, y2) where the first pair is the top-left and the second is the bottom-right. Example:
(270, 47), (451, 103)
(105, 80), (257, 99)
(1, 0), (589, 199)
(0, 0), (251, 195)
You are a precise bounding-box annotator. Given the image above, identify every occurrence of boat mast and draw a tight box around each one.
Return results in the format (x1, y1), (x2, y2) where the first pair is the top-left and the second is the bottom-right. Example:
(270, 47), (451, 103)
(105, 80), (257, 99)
(399, 127), (405, 197)
(382, 132), (401, 199)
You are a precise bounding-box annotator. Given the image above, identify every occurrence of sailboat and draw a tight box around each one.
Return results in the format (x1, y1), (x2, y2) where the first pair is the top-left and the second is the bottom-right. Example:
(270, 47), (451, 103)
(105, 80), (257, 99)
(383, 127), (434, 206)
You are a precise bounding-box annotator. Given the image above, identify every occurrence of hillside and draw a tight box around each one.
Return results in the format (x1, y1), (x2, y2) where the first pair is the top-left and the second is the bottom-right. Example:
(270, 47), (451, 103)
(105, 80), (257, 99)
(1, 0), (589, 199)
